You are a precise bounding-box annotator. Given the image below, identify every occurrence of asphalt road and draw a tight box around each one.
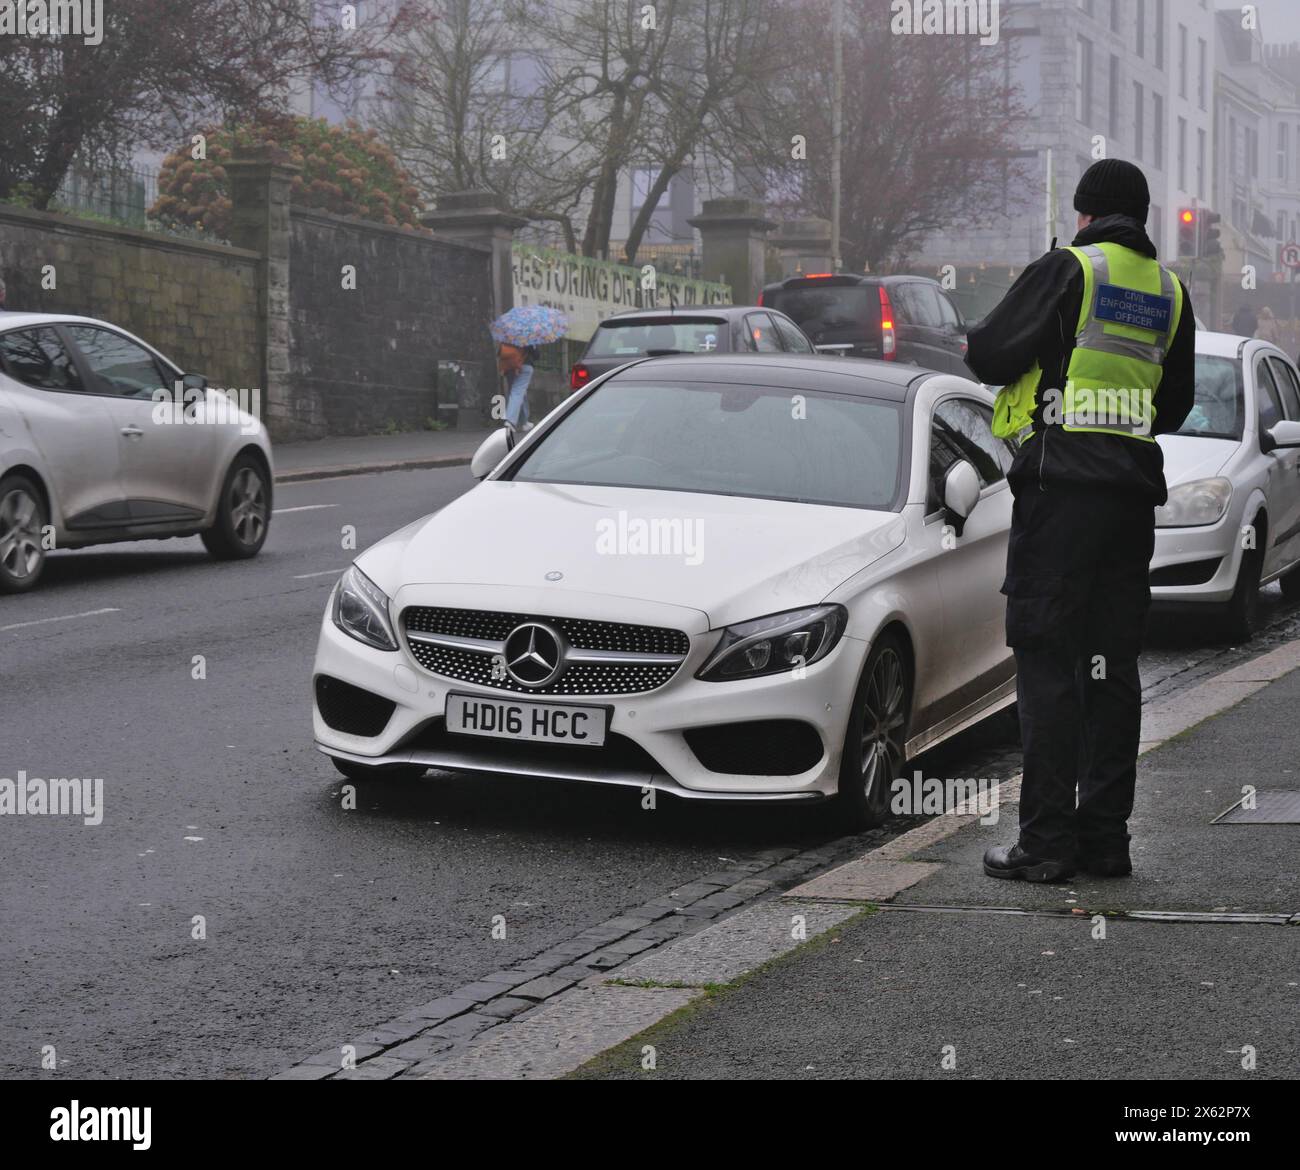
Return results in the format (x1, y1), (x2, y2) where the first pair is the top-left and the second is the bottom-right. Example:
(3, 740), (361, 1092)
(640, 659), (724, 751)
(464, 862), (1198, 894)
(2, 463), (1296, 1079)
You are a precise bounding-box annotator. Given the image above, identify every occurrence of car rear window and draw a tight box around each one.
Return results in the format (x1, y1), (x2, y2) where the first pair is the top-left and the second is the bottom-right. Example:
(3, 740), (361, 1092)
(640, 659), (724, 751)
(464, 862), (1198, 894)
(763, 283), (880, 349)
(586, 318), (726, 357)
(1176, 355), (1244, 440)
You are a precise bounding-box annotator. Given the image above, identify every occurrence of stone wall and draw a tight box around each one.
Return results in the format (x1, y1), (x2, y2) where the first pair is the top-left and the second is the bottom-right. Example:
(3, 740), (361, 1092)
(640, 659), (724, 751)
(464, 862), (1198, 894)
(0, 204), (261, 391)
(289, 209), (498, 437)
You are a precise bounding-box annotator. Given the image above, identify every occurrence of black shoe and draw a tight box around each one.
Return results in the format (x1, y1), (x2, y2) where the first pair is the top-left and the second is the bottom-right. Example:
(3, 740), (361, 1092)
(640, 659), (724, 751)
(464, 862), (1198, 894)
(983, 843), (1076, 883)
(1079, 853), (1132, 877)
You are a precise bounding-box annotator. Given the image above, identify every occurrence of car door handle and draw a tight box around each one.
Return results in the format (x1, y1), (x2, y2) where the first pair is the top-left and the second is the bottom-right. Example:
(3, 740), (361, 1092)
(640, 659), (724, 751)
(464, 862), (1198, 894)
(120, 425), (144, 439)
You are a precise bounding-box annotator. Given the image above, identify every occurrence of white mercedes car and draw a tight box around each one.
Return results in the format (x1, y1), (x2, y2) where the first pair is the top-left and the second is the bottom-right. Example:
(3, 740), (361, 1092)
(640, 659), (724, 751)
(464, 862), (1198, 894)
(1152, 331), (1300, 640)
(312, 354), (1016, 826)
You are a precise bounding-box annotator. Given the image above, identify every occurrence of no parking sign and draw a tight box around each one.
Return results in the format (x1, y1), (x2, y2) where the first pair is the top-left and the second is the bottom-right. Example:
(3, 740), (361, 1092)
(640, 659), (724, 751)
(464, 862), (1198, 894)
(1281, 241), (1300, 270)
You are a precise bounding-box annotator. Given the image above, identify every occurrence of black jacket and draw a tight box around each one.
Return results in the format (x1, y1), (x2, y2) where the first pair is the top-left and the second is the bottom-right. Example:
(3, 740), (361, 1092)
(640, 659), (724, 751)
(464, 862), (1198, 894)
(966, 215), (1196, 505)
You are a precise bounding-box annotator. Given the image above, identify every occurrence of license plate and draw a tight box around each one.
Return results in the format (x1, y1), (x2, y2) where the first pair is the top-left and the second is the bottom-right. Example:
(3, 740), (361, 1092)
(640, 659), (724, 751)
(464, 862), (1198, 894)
(445, 693), (608, 747)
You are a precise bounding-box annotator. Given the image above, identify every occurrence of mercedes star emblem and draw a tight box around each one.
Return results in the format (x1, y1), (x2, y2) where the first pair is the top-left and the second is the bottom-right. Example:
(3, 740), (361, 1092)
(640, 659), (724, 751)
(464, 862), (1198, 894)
(501, 622), (566, 687)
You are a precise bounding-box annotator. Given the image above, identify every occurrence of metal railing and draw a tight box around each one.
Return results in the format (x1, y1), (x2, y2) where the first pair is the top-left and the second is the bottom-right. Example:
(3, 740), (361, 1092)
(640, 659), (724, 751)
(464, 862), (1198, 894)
(51, 164), (159, 228)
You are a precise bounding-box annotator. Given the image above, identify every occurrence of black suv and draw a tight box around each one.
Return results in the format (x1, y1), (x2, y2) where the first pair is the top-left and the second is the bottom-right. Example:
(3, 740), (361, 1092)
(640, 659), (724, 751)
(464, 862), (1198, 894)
(760, 273), (971, 377)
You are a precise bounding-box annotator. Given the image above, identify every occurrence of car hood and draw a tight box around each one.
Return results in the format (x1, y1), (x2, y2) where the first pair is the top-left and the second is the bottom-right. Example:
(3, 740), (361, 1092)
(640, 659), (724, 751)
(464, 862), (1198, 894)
(358, 480), (906, 630)
(1156, 433), (1240, 486)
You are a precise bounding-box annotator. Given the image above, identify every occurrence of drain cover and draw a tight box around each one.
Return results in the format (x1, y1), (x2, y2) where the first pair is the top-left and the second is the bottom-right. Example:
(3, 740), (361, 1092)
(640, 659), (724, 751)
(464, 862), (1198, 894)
(1213, 790), (1300, 824)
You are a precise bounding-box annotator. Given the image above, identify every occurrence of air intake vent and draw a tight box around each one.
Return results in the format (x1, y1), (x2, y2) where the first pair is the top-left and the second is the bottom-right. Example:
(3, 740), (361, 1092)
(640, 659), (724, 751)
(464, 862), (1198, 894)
(315, 676), (396, 737)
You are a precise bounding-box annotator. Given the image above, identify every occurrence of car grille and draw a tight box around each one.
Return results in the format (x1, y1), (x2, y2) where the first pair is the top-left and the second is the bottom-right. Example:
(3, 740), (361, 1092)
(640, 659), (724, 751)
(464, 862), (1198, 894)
(401, 606), (690, 696)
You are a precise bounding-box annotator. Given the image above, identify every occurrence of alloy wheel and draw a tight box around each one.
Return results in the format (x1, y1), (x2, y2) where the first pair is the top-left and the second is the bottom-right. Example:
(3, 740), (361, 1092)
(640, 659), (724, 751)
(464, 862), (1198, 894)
(860, 645), (906, 806)
(228, 467), (267, 548)
(0, 487), (43, 581)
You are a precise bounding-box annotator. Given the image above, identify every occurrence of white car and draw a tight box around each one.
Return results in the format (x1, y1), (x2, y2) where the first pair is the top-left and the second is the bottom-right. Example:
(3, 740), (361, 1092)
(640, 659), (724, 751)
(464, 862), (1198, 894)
(1153, 331), (1300, 639)
(0, 313), (273, 592)
(313, 354), (1016, 826)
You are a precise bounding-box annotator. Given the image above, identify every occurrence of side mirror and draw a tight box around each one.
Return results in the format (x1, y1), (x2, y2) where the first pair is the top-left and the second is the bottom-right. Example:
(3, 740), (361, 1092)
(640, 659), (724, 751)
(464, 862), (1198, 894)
(941, 458), (981, 537)
(181, 372), (208, 391)
(470, 427), (515, 479)
(1265, 420), (1300, 451)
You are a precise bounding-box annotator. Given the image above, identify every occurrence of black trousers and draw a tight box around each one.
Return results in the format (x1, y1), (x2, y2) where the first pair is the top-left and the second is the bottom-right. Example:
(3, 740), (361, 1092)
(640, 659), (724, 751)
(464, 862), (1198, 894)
(1003, 485), (1155, 861)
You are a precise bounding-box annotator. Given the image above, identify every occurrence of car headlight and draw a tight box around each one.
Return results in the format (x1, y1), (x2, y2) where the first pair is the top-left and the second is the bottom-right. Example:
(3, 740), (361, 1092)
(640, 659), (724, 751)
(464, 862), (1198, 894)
(696, 604), (847, 682)
(331, 565), (398, 651)
(1155, 477), (1232, 528)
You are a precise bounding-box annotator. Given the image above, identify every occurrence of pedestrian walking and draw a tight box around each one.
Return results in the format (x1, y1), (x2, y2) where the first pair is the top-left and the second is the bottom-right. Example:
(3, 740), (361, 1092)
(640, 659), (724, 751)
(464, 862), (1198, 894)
(497, 342), (535, 429)
(966, 159), (1196, 882)
(1231, 302), (1258, 338)
(489, 305), (568, 431)
(1254, 305), (1280, 344)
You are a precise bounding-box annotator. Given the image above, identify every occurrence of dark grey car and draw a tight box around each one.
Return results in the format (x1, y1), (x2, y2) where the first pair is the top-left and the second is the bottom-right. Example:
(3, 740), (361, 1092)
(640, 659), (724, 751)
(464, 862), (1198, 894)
(569, 305), (814, 389)
(760, 273), (971, 377)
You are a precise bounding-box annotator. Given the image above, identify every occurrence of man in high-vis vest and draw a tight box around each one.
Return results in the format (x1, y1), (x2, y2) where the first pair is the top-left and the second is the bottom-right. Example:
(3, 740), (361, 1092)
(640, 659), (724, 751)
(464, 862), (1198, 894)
(966, 159), (1195, 883)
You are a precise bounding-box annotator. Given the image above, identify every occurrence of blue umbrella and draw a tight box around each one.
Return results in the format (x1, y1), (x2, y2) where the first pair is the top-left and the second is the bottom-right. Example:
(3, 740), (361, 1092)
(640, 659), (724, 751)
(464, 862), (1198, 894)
(491, 304), (569, 347)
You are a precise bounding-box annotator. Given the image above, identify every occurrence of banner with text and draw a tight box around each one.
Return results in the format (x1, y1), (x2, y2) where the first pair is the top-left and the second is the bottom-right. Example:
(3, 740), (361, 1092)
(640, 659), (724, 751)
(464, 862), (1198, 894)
(512, 245), (732, 341)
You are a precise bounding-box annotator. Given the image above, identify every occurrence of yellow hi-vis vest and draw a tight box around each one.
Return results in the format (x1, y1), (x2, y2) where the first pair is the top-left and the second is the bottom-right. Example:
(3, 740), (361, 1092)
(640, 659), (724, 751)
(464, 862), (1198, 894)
(991, 242), (1184, 443)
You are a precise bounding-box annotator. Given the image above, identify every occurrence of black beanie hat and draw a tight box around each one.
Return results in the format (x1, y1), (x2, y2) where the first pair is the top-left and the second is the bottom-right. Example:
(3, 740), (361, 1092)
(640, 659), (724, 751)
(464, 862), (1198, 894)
(1074, 158), (1150, 222)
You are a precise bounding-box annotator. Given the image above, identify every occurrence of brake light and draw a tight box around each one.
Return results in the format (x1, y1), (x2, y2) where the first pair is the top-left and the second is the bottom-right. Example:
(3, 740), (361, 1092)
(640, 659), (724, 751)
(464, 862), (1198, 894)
(757, 290), (764, 305)
(570, 364), (590, 390)
(805, 273), (835, 279)
(879, 286), (896, 359)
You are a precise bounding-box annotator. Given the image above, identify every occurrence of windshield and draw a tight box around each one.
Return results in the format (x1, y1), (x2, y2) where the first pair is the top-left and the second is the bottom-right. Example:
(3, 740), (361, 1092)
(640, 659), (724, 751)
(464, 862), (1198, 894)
(586, 318), (727, 357)
(508, 378), (904, 510)
(1177, 355), (1244, 440)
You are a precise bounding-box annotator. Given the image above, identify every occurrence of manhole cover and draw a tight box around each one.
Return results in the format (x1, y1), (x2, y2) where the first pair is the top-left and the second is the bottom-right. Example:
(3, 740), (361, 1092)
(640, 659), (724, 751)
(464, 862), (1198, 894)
(1212, 790), (1300, 824)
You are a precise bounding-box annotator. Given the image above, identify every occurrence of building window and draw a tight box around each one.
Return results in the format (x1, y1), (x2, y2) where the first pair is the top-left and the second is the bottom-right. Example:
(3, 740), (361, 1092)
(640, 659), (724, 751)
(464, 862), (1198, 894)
(1279, 123), (1290, 182)
(1153, 93), (1165, 169)
(1134, 82), (1145, 159)
(1177, 115), (1187, 190)
(1178, 25), (1188, 99)
(1198, 38), (1207, 110)
(1111, 0), (1121, 33)
(1248, 126), (1259, 177)
(1155, 0), (1165, 71)
(1109, 55), (1121, 141)
(1197, 127), (1206, 199)
(1136, 0), (1145, 58)
(1077, 36), (1094, 124)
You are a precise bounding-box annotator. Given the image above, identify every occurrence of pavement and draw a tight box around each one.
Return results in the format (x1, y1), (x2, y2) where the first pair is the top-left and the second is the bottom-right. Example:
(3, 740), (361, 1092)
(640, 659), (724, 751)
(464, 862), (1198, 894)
(272, 427), (493, 483)
(569, 645), (1300, 1081)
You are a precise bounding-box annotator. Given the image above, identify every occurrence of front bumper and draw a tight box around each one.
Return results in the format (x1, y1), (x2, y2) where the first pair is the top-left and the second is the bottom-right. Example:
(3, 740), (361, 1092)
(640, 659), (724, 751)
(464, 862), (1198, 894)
(1150, 510), (1240, 606)
(311, 608), (866, 801)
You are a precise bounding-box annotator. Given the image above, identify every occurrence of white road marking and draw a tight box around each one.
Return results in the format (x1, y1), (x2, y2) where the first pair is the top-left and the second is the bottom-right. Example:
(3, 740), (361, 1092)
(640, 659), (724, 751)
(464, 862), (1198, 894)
(275, 504), (339, 514)
(1, 607), (121, 633)
(293, 569), (344, 580)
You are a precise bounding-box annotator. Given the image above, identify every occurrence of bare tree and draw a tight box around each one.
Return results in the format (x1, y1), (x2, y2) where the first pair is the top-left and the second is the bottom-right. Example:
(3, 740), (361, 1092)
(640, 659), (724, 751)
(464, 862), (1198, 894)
(755, 0), (1030, 271)
(0, 0), (415, 207)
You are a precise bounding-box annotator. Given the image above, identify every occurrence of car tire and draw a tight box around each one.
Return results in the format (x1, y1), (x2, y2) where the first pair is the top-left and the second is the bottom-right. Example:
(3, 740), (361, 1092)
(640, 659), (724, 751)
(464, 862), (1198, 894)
(836, 631), (911, 831)
(0, 473), (49, 594)
(1280, 562), (1300, 601)
(331, 757), (428, 784)
(202, 453), (270, 560)
(1222, 542), (1263, 642)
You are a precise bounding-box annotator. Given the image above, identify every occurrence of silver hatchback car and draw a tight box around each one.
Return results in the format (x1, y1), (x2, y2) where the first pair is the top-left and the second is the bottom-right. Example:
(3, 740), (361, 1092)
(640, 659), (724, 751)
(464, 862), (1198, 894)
(1152, 331), (1300, 639)
(0, 313), (274, 593)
